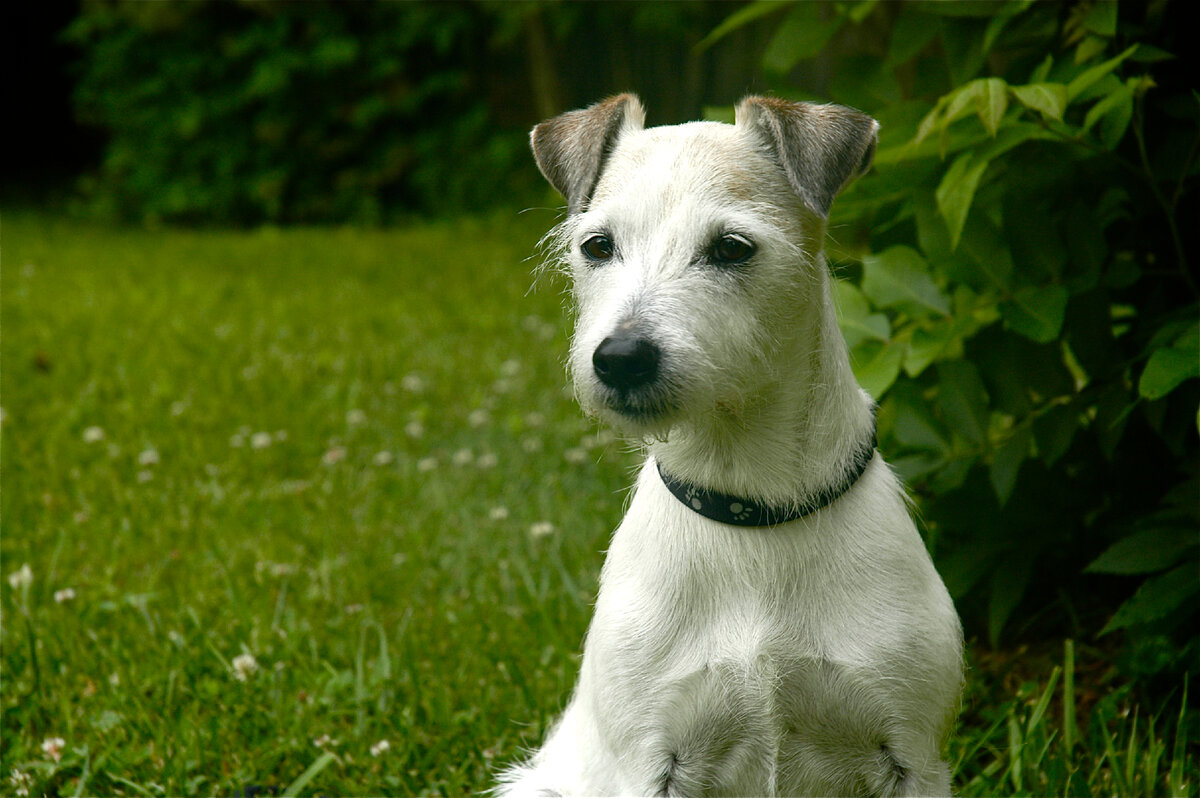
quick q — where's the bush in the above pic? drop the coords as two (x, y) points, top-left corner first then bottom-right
(708, 0), (1198, 677)
(64, 1), (534, 224)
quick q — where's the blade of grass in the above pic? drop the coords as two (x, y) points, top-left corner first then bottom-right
(1100, 709), (1130, 796)
(1169, 674), (1190, 798)
(1007, 712), (1024, 794)
(1063, 639), (1077, 754)
(1027, 665), (1061, 736)
(282, 751), (338, 798)
(1125, 709), (1140, 792)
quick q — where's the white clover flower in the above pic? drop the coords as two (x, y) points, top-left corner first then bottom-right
(9, 768), (32, 797)
(521, 437), (543, 453)
(524, 412), (546, 428)
(313, 734), (338, 748)
(500, 359), (522, 377)
(53, 588), (76, 604)
(372, 450), (394, 466)
(346, 409), (366, 426)
(322, 446), (346, 465)
(416, 457), (438, 473)
(468, 409), (490, 428)
(405, 420), (425, 439)
(250, 432), (272, 449)
(82, 426), (105, 443)
(370, 739), (390, 757)
(476, 452), (498, 469)
(41, 737), (65, 763)
(231, 653), (259, 682)
(137, 470), (154, 483)
(488, 506), (510, 521)
(138, 448), (159, 466)
(564, 448), (588, 464)
(401, 373), (426, 393)
(529, 521), (555, 539)
(452, 448), (474, 466)
(7, 564), (32, 591)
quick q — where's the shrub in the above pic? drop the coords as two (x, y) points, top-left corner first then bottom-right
(64, 1), (532, 224)
(707, 0), (1198, 677)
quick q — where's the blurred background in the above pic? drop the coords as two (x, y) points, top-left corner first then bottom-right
(2, 2), (1197, 796)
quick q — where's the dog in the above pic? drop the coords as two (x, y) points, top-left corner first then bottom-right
(497, 94), (963, 797)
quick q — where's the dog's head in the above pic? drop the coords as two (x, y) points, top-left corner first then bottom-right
(531, 94), (878, 436)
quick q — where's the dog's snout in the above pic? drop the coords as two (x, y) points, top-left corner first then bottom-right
(593, 335), (661, 391)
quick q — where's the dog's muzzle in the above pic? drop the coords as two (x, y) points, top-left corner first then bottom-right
(593, 334), (661, 393)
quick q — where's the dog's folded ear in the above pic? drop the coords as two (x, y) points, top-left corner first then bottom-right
(736, 97), (879, 218)
(531, 94), (646, 215)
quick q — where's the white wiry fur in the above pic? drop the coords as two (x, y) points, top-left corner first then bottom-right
(498, 95), (963, 797)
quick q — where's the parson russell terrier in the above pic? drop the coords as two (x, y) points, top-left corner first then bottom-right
(497, 94), (963, 797)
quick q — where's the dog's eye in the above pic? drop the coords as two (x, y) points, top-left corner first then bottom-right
(581, 234), (615, 262)
(711, 234), (755, 265)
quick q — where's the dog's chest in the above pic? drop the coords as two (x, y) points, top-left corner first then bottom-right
(579, 473), (910, 793)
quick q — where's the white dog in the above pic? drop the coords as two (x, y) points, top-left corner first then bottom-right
(498, 94), (963, 797)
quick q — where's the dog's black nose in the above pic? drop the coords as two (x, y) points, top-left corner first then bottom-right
(593, 335), (661, 391)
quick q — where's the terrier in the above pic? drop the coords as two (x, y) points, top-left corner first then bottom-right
(498, 94), (963, 797)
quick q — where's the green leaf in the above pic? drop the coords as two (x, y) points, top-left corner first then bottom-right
(937, 360), (990, 446)
(1083, 79), (1136, 133)
(861, 246), (951, 316)
(958, 215), (1015, 290)
(977, 78), (1008, 136)
(989, 551), (1033, 646)
(1139, 347), (1200, 400)
(944, 80), (986, 127)
(1081, 0), (1117, 37)
(891, 383), (951, 453)
(853, 339), (906, 400)
(1001, 285), (1068, 343)
(1011, 82), (1068, 121)
(1100, 564), (1200, 635)
(697, 0), (790, 52)
(939, 541), (1006, 600)
(886, 5), (941, 67)
(1033, 404), (1079, 466)
(942, 15), (988, 85)
(936, 152), (990, 251)
(762, 3), (844, 73)
(990, 423), (1032, 506)
(1066, 44), (1138, 101)
(835, 281), (891, 348)
(904, 320), (958, 377)
(1086, 529), (1199, 575)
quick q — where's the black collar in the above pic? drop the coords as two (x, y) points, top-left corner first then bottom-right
(657, 426), (877, 527)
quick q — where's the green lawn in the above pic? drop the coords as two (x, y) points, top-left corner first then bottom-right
(1, 211), (1192, 796)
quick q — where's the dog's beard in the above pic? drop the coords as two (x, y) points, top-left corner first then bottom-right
(575, 377), (681, 439)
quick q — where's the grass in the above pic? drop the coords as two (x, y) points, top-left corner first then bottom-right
(1, 210), (1194, 796)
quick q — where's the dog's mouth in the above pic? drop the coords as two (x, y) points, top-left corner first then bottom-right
(589, 383), (681, 433)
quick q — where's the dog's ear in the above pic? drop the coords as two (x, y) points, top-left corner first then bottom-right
(736, 96), (878, 218)
(531, 94), (646, 214)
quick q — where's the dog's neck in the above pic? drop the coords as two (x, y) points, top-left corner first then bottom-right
(650, 262), (875, 509)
